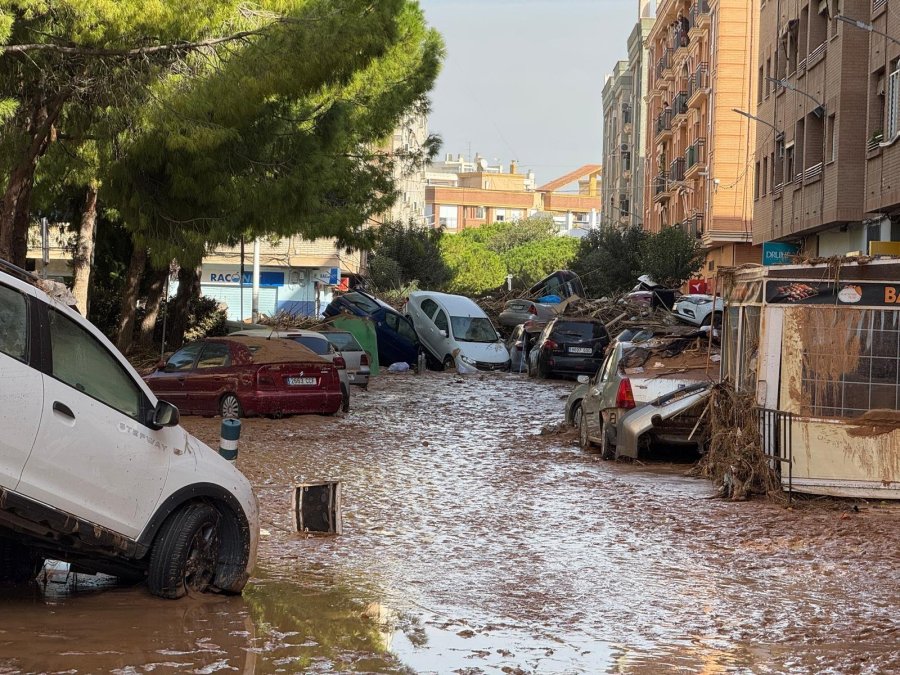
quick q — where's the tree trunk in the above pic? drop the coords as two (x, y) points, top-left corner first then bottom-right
(115, 242), (148, 354)
(167, 264), (202, 350)
(71, 184), (99, 315)
(137, 266), (169, 350)
(0, 95), (66, 265)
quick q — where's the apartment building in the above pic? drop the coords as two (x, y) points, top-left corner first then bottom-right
(752, 0), (871, 256)
(425, 164), (602, 235)
(863, 0), (900, 252)
(602, 60), (635, 228)
(644, 0), (760, 281)
(627, 13), (657, 231)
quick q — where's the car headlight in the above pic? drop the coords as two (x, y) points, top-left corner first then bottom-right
(460, 355), (476, 365)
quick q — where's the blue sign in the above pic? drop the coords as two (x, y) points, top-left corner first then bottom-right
(762, 242), (800, 266)
(209, 271), (285, 287)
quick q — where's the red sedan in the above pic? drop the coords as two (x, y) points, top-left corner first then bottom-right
(143, 336), (342, 418)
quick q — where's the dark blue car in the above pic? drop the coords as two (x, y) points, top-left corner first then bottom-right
(324, 290), (420, 366)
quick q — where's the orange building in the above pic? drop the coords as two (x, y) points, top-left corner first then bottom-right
(644, 0), (761, 283)
(425, 163), (602, 234)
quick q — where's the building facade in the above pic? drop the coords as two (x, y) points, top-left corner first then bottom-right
(425, 163), (602, 236)
(644, 0), (761, 281)
(602, 60), (634, 228)
(753, 0), (871, 256)
(627, 13), (657, 231)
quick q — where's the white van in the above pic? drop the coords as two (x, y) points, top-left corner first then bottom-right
(405, 291), (509, 371)
(0, 261), (258, 598)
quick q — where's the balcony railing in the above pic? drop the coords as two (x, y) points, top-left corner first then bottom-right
(868, 132), (884, 152)
(689, 0), (710, 30)
(686, 138), (706, 169)
(655, 109), (673, 136)
(654, 172), (669, 195)
(670, 157), (686, 183)
(673, 91), (689, 117)
(680, 214), (704, 238)
(688, 62), (709, 100)
(803, 162), (823, 182)
(874, 0), (887, 11)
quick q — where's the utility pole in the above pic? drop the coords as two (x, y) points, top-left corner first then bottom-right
(252, 238), (260, 323)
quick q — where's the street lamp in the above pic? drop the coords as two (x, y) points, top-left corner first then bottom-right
(732, 108), (784, 138)
(835, 14), (900, 48)
(765, 76), (826, 117)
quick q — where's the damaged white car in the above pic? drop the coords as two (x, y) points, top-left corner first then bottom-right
(0, 261), (258, 598)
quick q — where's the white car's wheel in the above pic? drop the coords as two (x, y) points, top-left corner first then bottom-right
(579, 412), (597, 451)
(571, 402), (583, 429)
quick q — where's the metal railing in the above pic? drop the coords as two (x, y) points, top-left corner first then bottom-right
(654, 172), (669, 195)
(655, 108), (673, 136)
(803, 162), (823, 182)
(689, 0), (710, 29)
(688, 62), (709, 99)
(756, 407), (794, 502)
(669, 157), (686, 182)
(686, 137), (706, 169)
(673, 91), (689, 116)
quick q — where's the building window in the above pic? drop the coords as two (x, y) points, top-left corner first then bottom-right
(754, 161), (760, 199)
(758, 65), (764, 103)
(775, 137), (785, 186)
(785, 144), (795, 184)
(622, 149), (632, 171)
(826, 113), (837, 162)
(762, 156), (768, 195)
(765, 57), (772, 97)
(797, 308), (900, 419)
(887, 60), (900, 140)
(806, 111), (824, 168)
(809, 3), (828, 52)
(438, 204), (458, 230)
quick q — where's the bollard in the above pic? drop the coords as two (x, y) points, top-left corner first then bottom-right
(219, 418), (241, 463)
(416, 350), (427, 374)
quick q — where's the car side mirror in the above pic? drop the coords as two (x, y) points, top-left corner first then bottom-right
(439, 329), (447, 338)
(150, 400), (180, 429)
(577, 375), (589, 384)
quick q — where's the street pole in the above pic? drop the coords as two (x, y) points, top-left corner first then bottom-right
(835, 14), (900, 48)
(252, 238), (260, 324)
(240, 235), (245, 323)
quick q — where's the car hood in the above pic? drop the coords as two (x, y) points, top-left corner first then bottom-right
(458, 341), (509, 363)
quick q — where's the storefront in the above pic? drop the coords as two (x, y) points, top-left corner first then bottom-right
(199, 263), (342, 321)
(722, 259), (900, 499)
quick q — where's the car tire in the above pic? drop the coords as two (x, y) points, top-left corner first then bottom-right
(579, 413), (597, 451)
(147, 502), (221, 599)
(442, 354), (455, 371)
(701, 312), (723, 329)
(220, 394), (242, 419)
(601, 426), (616, 461)
(0, 536), (43, 584)
(571, 402), (583, 429)
(341, 384), (350, 413)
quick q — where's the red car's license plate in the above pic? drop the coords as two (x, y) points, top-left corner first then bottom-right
(287, 377), (317, 386)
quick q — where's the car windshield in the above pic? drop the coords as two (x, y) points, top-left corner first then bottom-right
(289, 336), (331, 355)
(325, 332), (362, 351)
(342, 292), (380, 314)
(450, 316), (498, 343)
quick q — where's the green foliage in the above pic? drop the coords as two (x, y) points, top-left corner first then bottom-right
(369, 221), (450, 290)
(570, 225), (647, 297)
(439, 234), (506, 295)
(504, 236), (579, 287)
(461, 215), (556, 254)
(639, 226), (705, 288)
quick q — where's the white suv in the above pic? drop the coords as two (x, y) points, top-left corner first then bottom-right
(0, 262), (258, 598)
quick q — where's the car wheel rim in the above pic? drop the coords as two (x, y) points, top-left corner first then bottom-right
(222, 397), (239, 418)
(184, 523), (218, 593)
(573, 406), (582, 428)
(580, 418), (588, 446)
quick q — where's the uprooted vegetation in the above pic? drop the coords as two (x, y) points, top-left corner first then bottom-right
(690, 385), (782, 501)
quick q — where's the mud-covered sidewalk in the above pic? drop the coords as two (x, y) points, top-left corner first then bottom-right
(1, 372), (898, 674)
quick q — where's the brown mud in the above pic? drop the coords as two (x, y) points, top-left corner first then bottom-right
(0, 372), (898, 673)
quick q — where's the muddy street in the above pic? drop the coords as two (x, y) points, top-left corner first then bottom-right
(1, 372), (899, 674)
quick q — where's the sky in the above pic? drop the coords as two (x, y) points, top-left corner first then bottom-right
(418, 0), (638, 185)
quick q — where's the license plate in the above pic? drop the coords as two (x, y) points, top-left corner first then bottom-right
(568, 347), (592, 354)
(287, 377), (317, 386)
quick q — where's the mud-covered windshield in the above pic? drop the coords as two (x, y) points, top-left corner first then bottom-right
(450, 316), (498, 343)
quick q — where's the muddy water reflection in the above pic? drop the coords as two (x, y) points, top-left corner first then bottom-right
(0, 372), (898, 674)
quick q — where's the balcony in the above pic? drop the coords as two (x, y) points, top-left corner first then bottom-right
(673, 91), (689, 122)
(685, 138), (706, 177)
(654, 51), (670, 84)
(662, 47), (675, 79)
(653, 172), (670, 202)
(669, 157), (686, 183)
(680, 214), (704, 238)
(654, 108), (673, 140)
(689, 0), (710, 34)
(687, 62), (709, 105)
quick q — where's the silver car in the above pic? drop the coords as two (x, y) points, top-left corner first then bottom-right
(323, 330), (371, 388)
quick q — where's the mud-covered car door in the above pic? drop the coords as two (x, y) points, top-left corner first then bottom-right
(0, 280), (42, 490)
(187, 341), (234, 415)
(20, 305), (172, 538)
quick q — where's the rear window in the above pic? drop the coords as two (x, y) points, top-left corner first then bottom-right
(325, 332), (362, 351)
(551, 321), (605, 342)
(290, 336), (331, 355)
(342, 292), (380, 314)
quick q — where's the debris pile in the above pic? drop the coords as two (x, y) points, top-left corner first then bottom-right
(689, 385), (781, 501)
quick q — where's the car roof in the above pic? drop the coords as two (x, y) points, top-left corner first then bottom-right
(409, 291), (488, 317)
(231, 328), (328, 340)
(212, 336), (329, 364)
